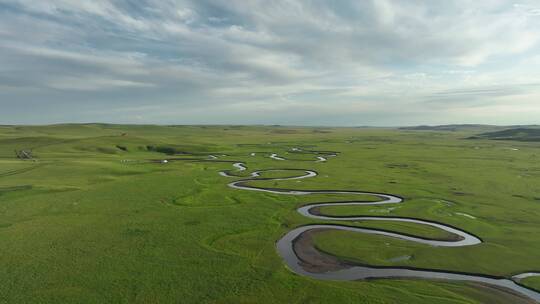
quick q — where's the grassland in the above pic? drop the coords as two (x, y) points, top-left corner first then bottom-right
(0, 124), (539, 303)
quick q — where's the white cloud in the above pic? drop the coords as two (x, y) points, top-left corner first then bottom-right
(1, 0), (540, 125)
(45, 76), (155, 91)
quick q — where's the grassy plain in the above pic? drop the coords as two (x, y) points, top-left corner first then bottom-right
(0, 124), (539, 303)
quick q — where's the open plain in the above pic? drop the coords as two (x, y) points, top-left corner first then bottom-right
(1, 124), (540, 303)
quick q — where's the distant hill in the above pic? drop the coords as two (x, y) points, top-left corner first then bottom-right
(399, 124), (498, 132)
(469, 128), (540, 142)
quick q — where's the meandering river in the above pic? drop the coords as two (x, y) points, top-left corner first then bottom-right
(217, 150), (540, 302)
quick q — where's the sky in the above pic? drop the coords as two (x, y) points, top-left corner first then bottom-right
(1, 0), (540, 126)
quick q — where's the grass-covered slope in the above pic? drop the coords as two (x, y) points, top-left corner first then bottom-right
(470, 127), (540, 142)
(0, 124), (539, 303)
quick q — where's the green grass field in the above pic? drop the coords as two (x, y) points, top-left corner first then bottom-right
(1, 124), (539, 303)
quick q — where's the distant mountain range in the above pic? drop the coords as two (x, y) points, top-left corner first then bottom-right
(399, 124), (540, 142)
(399, 124), (497, 131)
(468, 128), (540, 142)
(400, 124), (538, 130)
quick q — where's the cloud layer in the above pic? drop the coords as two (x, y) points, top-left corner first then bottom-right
(1, 0), (540, 125)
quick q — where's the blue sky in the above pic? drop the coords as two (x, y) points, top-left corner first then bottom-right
(1, 0), (540, 126)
